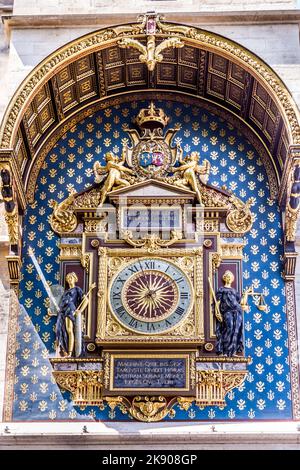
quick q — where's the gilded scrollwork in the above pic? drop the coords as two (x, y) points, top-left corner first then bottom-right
(226, 195), (254, 234)
(177, 397), (194, 411)
(221, 242), (245, 258)
(104, 395), (178, 422)
(73, 188), (101, 209)
(50, 193), (77, 234)
(105, 396), (125, 411)
(59, 244), (82, 259)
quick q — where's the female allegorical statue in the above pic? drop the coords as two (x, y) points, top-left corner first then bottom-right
(56, 272), (83, 357)
(215, 270), (244, 357)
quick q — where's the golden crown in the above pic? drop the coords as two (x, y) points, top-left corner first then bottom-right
(135, 102), (169, 129)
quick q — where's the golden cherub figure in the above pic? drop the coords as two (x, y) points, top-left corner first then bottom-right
(172, 147), (210, 204)
(93, 149), (134, 206)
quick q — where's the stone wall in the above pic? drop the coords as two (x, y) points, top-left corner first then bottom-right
(12, 0), (298, 15)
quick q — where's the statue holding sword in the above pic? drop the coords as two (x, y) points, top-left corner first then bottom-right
(55, 272), (96, 357)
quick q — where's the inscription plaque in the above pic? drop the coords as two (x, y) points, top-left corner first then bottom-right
(112, 357), (188, 390)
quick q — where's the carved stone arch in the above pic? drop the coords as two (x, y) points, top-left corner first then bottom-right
(0, 14), (300, 262)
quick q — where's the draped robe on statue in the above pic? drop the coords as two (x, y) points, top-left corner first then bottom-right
(56, 286), (83, 354)
(215, 286), (243, 357)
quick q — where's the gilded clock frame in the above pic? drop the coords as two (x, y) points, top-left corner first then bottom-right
(96, 245), (204, 345)
(107, 256), (194, 335)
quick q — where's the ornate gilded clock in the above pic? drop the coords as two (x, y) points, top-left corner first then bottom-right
(109, 258), (193, 334)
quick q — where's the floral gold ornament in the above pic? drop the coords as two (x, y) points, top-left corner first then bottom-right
(177, 397), (194, 411)
(130, 396), (171, 422)
(4, 205), (19, 245)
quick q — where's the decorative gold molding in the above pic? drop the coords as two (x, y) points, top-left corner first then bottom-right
(59, 244), (82, 259)
(4, 206), (19, 245)
(220, 242), (245, 258)
(6, 255), (21, 287)
(2, 289), (19, 422)
(285, 281), (300, 419)
(129, 396), (172, 422)
(121, 229), (183, 251)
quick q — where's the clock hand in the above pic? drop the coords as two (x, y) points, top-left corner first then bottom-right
(138, 260), (151, 292)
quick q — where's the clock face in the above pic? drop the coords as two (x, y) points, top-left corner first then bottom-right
(109, 258), (193, 334)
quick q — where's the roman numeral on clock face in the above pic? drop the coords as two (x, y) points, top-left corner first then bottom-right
(128, 318), (138, 328)
(147, 323), (156, 331)
(144, 261), (155, 269)
(180, 292), (189, 299)
(175, 306), (185, 316)
(128, 265), (139, 274)
(115, 306), (126, 317)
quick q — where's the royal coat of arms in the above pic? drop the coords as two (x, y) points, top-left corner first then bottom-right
(124, 101), (179, 178)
